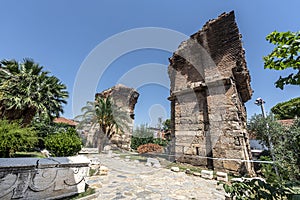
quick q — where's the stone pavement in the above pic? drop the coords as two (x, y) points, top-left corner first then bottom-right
(86, 152), (226, 200)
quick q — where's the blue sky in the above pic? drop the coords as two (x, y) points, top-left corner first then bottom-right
(1, 1), (299, 127)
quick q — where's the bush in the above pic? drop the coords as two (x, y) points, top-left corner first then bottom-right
(31, 118), (73, 149)
(131, 136), (153, 150)
(44, 127), (82, 157)
(137, 143), (163, 154)
(153, 138), (169, 146)
(223, 178), (296, 200)
(0, 120), (38, 157)
(131, 124), (169, 150)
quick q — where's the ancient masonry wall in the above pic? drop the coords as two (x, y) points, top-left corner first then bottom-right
(95, 84), (139, 150)
(0, 156), (89, 200)
(168, 11), (254, 175)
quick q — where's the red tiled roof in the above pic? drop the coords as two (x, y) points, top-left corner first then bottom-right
(278, 119), (294, 126)
(53, 117), (78, 126)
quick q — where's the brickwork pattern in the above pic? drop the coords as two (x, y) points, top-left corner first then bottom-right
(168, 11), (253, 175)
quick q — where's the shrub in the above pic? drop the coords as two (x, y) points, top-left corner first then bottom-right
(44, 127), (82, 157)
(31, 118), (73, 149)
(223, 178), (296, 200)
(131, 123), (170, 150)
(131, 136), (153, 150)
(153, 138), (169, 146)
(0, 120), (38, 157)
(137, 143), (163, 154)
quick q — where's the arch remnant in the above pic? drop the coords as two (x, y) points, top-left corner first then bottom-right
(91, 84), (139, 150)
(168, 11), (254, 175)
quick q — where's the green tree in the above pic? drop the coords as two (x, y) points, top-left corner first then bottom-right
(225, 118), (300, 199)
(76, 97), (130, 150)
(131, 123), (154, 150)
(0, 59), (68, 125)
(162, 119), (171, 132)
(0, 120), (38, 157)
(247, 114), (284, 148)
(271, 97), (300, 119)
(275, 118), (300, 181)
(263, 31), (300, 89)
(248, 114), (300, 182)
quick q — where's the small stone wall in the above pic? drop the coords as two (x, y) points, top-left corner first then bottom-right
(0, 156), (90, 200)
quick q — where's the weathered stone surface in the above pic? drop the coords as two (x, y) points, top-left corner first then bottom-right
(171, 166), (180, 172)
(99, 166), (109, 175)
(0, 156), (89, 200)
(168, 11), (254, 175)
(216, 171), (228, 182)
(201, 170), (214, 180)
(86, 151), (227, 199)
(146, 158), (161, 168)
(79, 147), (99, 154)
(193, 172), (201, 177)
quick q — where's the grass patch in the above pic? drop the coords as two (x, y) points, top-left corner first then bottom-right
(166, 162), (205, 173)
(14, 151), (45, 158)
(61, 187), (96, 200)
(89, 168), (97, 176)
(118, 154), (147, 163)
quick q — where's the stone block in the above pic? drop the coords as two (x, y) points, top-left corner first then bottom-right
(193, 172), (201, 177)
(79, 148), (99, 154)
(153, 163), (161, 168)
(223, 160), (241, 172)
(103, 145), (111, 151)
(145, 158), (161, 168)
(201, 170), (214, 179)
(216, 171), (228, 182)
(0, 156), (89, 199)
(99, 166), (109, 175)
(90, 158), (100, 165)
(171, 167), (180, 172)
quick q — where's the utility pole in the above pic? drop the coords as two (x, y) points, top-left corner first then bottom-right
(254, 98), (279, 176)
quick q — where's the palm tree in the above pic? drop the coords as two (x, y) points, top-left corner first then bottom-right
(0, 59), (68, 125)
(76, 96), (131, 150)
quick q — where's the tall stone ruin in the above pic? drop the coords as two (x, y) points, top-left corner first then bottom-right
(168, 11), (254, 175)
(96, 84), (139, 150)
(84, 84), (139, 150)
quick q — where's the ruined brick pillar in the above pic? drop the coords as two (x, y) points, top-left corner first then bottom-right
(168, 11), (254, 175)
(95, 84), (139, 150)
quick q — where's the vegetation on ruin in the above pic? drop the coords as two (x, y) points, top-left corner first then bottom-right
(263, 31), (300, 89)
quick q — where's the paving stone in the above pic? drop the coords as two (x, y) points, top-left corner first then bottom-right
(87, 153), (226, 200)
